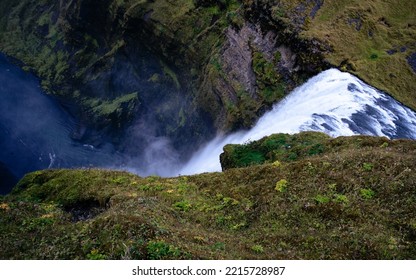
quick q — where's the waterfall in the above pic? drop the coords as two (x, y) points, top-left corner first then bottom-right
(2, 48), (416, 192)
(178, 69), (416, 175)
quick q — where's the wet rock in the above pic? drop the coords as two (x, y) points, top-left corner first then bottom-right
(309, 0), (324, 19)
(387, 49), (397, 55)
(348, 18), (362, 31)
(407, 53), (416, 73)
(222, 24), (258, 97)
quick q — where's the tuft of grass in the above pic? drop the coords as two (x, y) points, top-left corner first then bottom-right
(360, 188), (375, 199)
(314, 194), (330, 204)
(275, 179), (288, 193)
(251, 245), (264, 253)
(362, 163), (374, 171)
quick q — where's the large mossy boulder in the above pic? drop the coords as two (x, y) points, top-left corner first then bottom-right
(220, 131), (416, 170)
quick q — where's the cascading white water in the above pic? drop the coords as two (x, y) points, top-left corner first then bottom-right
(178, 68), (416, 175)
(2, 49), (416, 193)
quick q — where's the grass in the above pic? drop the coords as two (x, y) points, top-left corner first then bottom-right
(299, 0), (416, 110)
(1, 132), (415, 259)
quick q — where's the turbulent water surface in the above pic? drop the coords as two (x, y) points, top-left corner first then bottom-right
(1, 53), (416, 193)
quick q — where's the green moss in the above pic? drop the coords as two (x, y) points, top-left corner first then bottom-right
(92, 93), (138, 116)
(220, 131), (332, 169)
(160, 60), (180, 90)
(80, 92), (140, 129)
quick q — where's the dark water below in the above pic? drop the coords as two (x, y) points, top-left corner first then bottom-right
(0, 54), (119, 194)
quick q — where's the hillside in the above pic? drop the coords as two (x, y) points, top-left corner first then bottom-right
(1, 132), (415, 259)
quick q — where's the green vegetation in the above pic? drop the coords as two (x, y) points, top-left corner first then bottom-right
(80, 93), (139, 130)
(220, 131), (416, 170)
(360, 188), (375, 200)
(1, 133), (415, 259)
(220, 132), (331, 169)
(275, 179), (288, 193)
(252, 51), (286, 104)
(252, 0), (416, 110)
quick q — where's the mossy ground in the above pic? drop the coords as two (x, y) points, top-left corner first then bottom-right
(254, 0), (416, 110)
(307, 0), (416, 110)
(1, 133), (415, 259)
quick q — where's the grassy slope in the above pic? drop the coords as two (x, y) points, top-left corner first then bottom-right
(1, 133), (415, 259)
(301, 0), (416, 109)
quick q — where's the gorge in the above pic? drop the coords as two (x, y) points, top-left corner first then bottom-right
(1, 52), (416, 194)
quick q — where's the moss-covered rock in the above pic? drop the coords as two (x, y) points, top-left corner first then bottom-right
(219, 131), (416, 170)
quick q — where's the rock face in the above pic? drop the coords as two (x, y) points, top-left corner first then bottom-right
(0, 161), (17, 195)
(0, 0), (414, 154)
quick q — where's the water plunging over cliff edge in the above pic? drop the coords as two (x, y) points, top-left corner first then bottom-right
(1, 51), (416, 194)
(179, 69), (416, 175)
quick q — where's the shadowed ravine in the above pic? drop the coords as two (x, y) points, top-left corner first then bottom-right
(1, 54), (416, 193)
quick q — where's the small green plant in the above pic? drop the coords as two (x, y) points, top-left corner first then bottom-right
(216, 215), (232, 226)
(274, 50), (282, 62)
(272, 160), (281, 167)
(409, 220), (416, 230)
(223, 197), (239, 206)
(137, 184), (151, 191)
(275, 179), (288, 192)
(360, 188), (375, 199)
(251, 245), (264, 253)
(327, 183), (337, 191)
(146, 241), (181, 260)
(380, 142), (389, 148)
(314, 194), (330, 204)
(231, 222), (247, 231)
(334, 194), (349, 204)
(112, 176), (128, 185)
(86, 249), (106, 260)
(147, 175), (161, 182)
(213, 242), (225, 251)
(362, 163), (374, 171)
(22, 217), (54, 231)
(173, 201), (192, 212)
